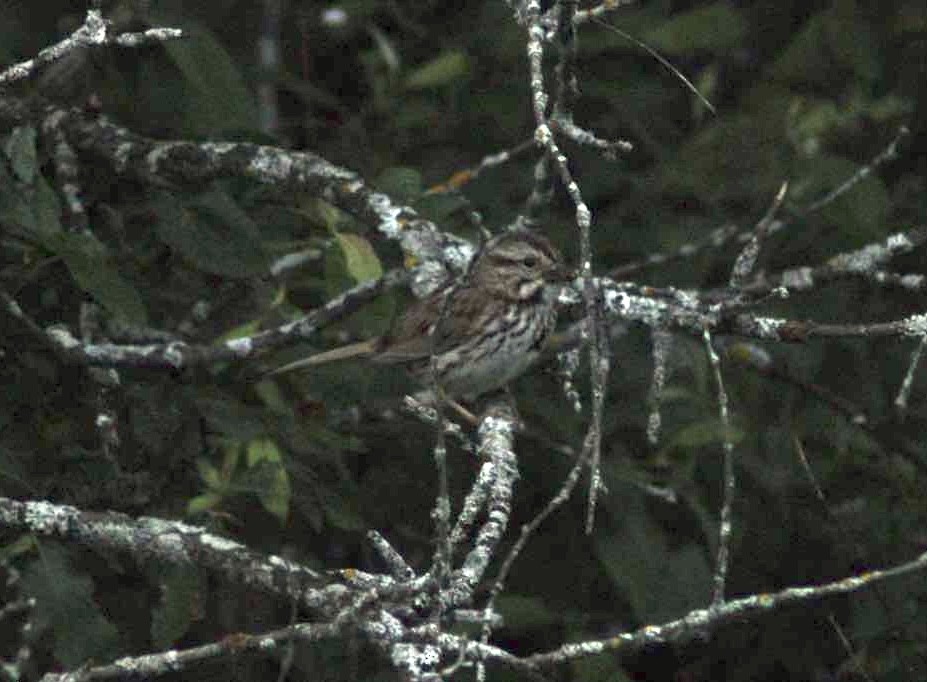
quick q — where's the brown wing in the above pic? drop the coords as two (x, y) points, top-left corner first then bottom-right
(373, 284), (490, 364)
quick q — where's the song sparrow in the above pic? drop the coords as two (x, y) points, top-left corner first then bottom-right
(272, 229), (574, 399)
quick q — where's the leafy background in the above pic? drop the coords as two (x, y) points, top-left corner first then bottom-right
(1, 0), (927, 680)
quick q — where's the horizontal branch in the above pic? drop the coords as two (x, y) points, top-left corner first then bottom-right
(0, 496), (332, 609)
(0, 9), (182, 86)
(1, 270), (404, 370)
(523, 548), (927, 667)
(29, 102), (475, 297)
(38, 622), (342, 682)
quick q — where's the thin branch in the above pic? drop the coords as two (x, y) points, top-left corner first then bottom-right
(704, 329), (735, 605)
(1, 270), (406, 370)
(802, 126), (909, 215)
(895, 334), (927, 416)
(523, 548), (927, 667)
(729, 181), (788, 289)
(0, 9), (182, 86)
(37, 622), (343, 682)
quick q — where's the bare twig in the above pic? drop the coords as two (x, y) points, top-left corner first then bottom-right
(0, 9), (182, 86)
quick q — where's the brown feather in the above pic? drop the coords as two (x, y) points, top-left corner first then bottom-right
(268, 229), (572, 396)
(267, 338), (379, 375)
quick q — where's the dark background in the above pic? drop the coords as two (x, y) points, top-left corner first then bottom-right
(1, 1), (927, 680)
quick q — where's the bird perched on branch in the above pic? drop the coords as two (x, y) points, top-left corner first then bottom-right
(271, 229), (574, 400)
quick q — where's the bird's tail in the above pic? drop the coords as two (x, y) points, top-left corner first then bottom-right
(267, 339), (379, 376)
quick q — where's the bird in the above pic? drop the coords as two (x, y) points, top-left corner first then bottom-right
(271, 229), (574, 400)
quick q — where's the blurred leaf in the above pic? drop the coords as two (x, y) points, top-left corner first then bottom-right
(129, 383), (188, 454)
(335, 232), (383, 283)
(196, 458), (224, 490)
(375, 167), (423, 202)
(218, 318), (260, 343)
(315, 480), (365, 531)
(41, 231), (148, 325)
(22, 544), (120, 667)
(155, 16), (258, 133)
(246, 436), (283, 467)
(151, 567), (200, 648)
(0, 165), (62, 237)
(496, 594), (559, 629)
(253, 379), (292, 415)
(644, 2), (747, 54)
(789, 155), (889, 244)
(416, 191), (471, 222)
(659, 418), (744, 458)
(153, 187), (268, 279)
(195, 394), (269, 441)
(249, 456), (291, 523)
(221, 440), (241, 479)
(0, 534), (36, 562)
(594, 485), (712, 623)
(662, 116), (787, 204)
(322, 236), (395, 337)
(770, 2), (880, 87)
(187, 491), (224, 515)
(404, 50), (469, 89)
(4, 125), (37, 182)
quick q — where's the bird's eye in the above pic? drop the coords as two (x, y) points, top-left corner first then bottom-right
(522, 255), (539, 268)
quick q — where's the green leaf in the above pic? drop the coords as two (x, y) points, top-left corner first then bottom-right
(404, 50), (469, 89)
(221, 441), (242, 480)
(316, 480), (365, 531)
(375, 167), (423, 202)
(770, 3), (880, 87)
(40, 231), (148, 325)
(789, 155), (889, 244)
(644, 3), (747, 54)
(196, 458), (223, 489)
(0, 535), (36, 562)
(151, 567), (200, 648)
(196, 393), (267, 440)
(252, 378), (292, 415)
(152, 187), (268, 279)
(256, 460), (291, 523)
(187, 491), (224, 515)
(659, 419), (743, 459)
(4, 125), (37, 182)
(593, 485), (712, 623)
(155, 16), (258, 133)
(662, 115), (788, 204)
(246, 437), (283, 467)
(335, 232), (384, 283)
(245, 439), (291, 523)
(22, 544), (120, 667)
(415, 191), (471, 222)
(0, 166), (62, 238)
(495, 594), (559, 629)
(218, 319), (260, 343)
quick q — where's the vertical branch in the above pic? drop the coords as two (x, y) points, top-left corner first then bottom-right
(444, 404), (519, 609)
(584, 284), (610, 534)
(430, 423), (452, 613)
(704, 329), (735, 605)
(522, 0), (610, 532)
(479, 441), (590, 658)
(553, 0), (580, 119)
(647, 328), (672, 446)
(895, 334), (927, 416)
